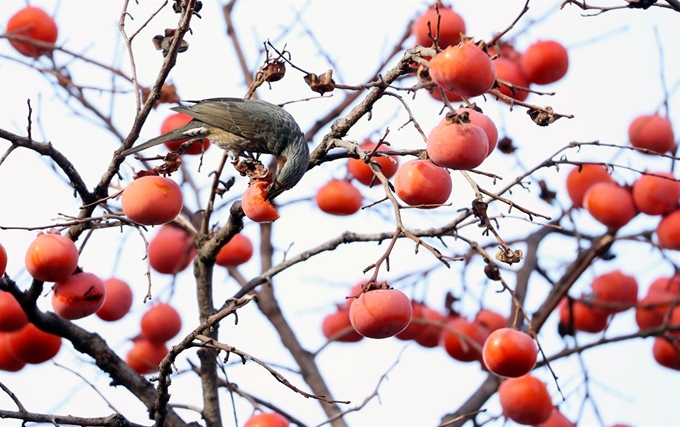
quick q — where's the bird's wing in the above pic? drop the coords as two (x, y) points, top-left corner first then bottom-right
(171, 99), (281, 154)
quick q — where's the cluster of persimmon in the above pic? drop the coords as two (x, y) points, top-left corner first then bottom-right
(412, 4), (569, 105)
(559, 271), (680, 371)
(565, 114), (678, 245)
(0, 233), (134, 372)
(125, 302), (182, 375)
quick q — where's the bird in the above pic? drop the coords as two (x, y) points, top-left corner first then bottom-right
(119, 97), (310, 200)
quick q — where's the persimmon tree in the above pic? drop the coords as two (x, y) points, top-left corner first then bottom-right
(1, 1), (679, 427)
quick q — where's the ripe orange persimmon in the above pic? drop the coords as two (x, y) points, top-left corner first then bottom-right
(25, 232), (79, 282)
(499, 375), (553, 425)
(321, 308), (363, 343)
(215, 233), (253, 267)
(0, 242), (6, 276)
(648, 275), (680, 295)
(583, 182), (636, 230)
(315, 179), (363, 216)
(652, 337), (680, 371)
(412, 5), (466, 49)
(493, 57), (530, 101)
(429, 41), (497, 98)
(243, 412), (290, 427)
(474, 308), (507, 333)
(441, 317), (489, 363)
(656, 210), (680, 250)
(148, 225), (196, 275)
(632, 172), (680, 215)
(6, 6), (58, 57)
(449, 108), (499, 156)
(591, 270), (638, 314)
(7, 323), (62, 364)
(414, 306), (446, 348)
(0, 290), (28, 332)
(635, 291), (675, 330)
(121, 175), (183, 226)
(483, 328), (537, 377)
(349, 288), (413, 339)
(628, 114), (675, 154)
(394, 159), (452, 207)
(125, 338), (168, 375)
(160, 113), (211, 154)
(141, 303), (182, 344)
(520, 40), (569, 85)
(242, 181), (280, 223)
(558, 298), (609, 334)
(0, 332), (26, 372)
(565, 164), (614, 208)
(427, 120), (489, 170)
(51, 272), (106, 320)
(347, 140), (399, 186)
(535, 408), (576, 427)
(96, 278), (134, 322)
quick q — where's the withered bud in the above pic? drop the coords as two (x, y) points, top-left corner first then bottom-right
(527, 107), (558, 127)
(304, 69), (335, 95)
(262, 61), (286, 82)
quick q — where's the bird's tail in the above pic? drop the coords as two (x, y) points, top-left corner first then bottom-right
(118, 124), (198, 158)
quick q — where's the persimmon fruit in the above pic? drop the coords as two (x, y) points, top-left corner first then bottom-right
(243, 412), (290, 427)
(347, 140), (399, 186)
(482, 328), (537, 377)
(148, 225), (196, 275)
(395, 301), (427, 340)
(632, 172), (680, 216)
(96, 278), (134, 322)
(591, 270), (638, 314)
(0, 332), (26, 372)
(6, 6), (58, 58)
(498, 374), (553, 425)
(414, 306), (446, 348)
(51, 271), (106, 320)
(583, 182), (636, 230)
(0, 290), (28, 332)
(215, 233), (253, 267)
(25, 232), (79, 282)
(628, 114), (675, 154)
(535, 408), (576, 427)
(121, 175), (183, 226)
(558, 298), (609, 334)
(452, 108), (499, 156)
(348, 288), (413, 339)
(565, 164), (614, 208)
(140, 303), (182, 344)
(125, 338), (168, 375)
(474, 308), (507, 332)
(652, 337), (680, 371)
(394, 159), (452, 207)
(412, 5), (466, 49)
(160, 113), (211, 154)
(656, 210), (680, 250)
(441, 317), (489, 362)
(427, 120), (489, 170)
(242, 181), (280, 222)
(428, 41), (497, 98)
(493, 57), (530, 101)
(520, 40), (569, 85)
(7, 323), (62, 364)
(321, 308), (363, 343)
(315, 179), (363, 216)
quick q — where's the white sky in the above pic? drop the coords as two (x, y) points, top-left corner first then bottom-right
(1, 1), (679, 426)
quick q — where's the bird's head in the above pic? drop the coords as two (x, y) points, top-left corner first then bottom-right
(265, 135), (309, 201)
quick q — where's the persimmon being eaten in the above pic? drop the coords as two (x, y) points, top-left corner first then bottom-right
(242, 181), (280, 222)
